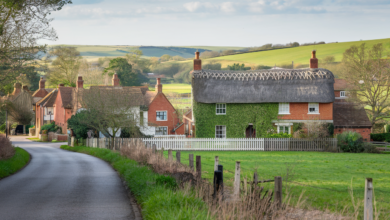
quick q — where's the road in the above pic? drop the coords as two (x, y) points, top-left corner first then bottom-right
(0, 136), (139, 220)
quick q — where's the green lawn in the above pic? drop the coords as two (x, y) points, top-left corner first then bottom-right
(0, 147), (30, 178)
(165, 151), (390, 216)
(211, 38), (390, 67)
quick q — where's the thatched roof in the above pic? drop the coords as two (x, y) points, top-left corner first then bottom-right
(192, 68), (335, 103)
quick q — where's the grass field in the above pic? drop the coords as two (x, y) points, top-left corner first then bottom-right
(210, 38), (390, 67)
(165, 151), (390, 216)
(0, 147), (30, 178)
(149, 83), (191, 94)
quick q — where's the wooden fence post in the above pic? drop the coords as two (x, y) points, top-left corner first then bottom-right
(71, 137), (74, 147)
(234, 161), (241, 199)
(274, 176), (282, 208)
(176, 151), (181, 163)
(189, 154), (194, 171)
(168, 149), (172, 160)
(214, 156), (219, 171)
(364, 178), (373, 220)
(161, 147), (164, 156)
(218, 164), (223, 181)
(196, 156), (201, 182)
(152, 144), (156, 153)
(253, 170), (258, 186)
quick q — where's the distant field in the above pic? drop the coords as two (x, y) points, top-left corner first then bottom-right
(211, 38), (390, 67)
(149, 83), (191, 94)
(166, 150), (390, 217)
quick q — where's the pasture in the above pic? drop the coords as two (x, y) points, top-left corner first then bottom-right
(166, 151), (390, 216)
(210, 38), (390, 67)
(149, 83), (191, 94)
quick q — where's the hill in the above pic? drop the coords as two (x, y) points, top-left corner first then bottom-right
(210, 38), (390, 67)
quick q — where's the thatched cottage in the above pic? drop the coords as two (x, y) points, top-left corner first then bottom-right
(191, 51), (336, 138)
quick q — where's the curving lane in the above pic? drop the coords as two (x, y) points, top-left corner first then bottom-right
(0, 136), (137, 220)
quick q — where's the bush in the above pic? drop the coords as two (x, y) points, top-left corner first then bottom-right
(266, 133), (292, 138)
(363, 142), (380, 153)
(40, 122), (61, 134)
(337, 131), (364, 153)
(67, 111), (90, 139)
(370, 133), (390, 142)
(156, 175), (178, 189)
(0, 135), (15, 160)
(0, 124), (5, 133)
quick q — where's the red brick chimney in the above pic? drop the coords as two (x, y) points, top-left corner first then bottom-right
(155, 78), (162, 93)
(77, 76), (84, 89)
(58, 84), (64, 88)
(12, 83), (22, 96)
(310, 50), (318, 68)
(22, 85), (29, 91)
(194, 51), (202, 71)
(39, 76), (45, 89)
(112, 73), (120, 86)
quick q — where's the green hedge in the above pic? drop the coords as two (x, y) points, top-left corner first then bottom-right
(60, 145), (210, 220)
(370, 133), (390, 142)
(0, 147), (30, 178)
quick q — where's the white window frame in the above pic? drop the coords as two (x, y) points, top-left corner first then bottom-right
(155, 126), (168, 135)
(278, 103), (290, 114)
(216, 103), (226, 115)
(308, 103), (319, 114)
(215, 125), (226, 138)
(275, 123), (292, 134)
(340, 91), (346, 97)
(156, 111), (167, 121)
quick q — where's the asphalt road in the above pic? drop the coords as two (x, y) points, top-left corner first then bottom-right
(0, 136), (138, 220)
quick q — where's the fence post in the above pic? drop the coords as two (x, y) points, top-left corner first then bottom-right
(253, 170), (258, 188)
(218, 164), (223, 182)
(152, 144), (156, 153)
(364, 178), (373, 220)
(234, 161), (241, 199)
(214, 156), (219, 171)
(71, 137), (75, 147)
(274, 176), (282, 208)
(168, 149), (172, 160)
(196, 156), (201, 182)
(176, 151), (181, 163)
(189, 154), (194, 171)
(213, 170), (223, 199)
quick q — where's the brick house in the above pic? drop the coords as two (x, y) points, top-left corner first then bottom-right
(191, 51), (335, 138)
(35, 89), (58, 133)
(333, 79), (372, 141)
(53, 85), (74, 133)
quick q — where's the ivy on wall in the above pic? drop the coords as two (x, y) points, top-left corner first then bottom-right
(193, 101), (278, 138)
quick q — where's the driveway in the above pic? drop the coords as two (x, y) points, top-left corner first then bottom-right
(0, 136), (139, 220)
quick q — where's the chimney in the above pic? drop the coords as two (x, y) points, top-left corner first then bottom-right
(39, 76), (46, 89)
(310, 50), (318, 68)
(112, 73), (120, 86)
(58, 84), (64, 88)
(22, 85), (29, 91)
(155, 78), (162, 93)
(13, 83), (22, 96)
(77, 76), (84, 89)
(193, 51), (202, 71)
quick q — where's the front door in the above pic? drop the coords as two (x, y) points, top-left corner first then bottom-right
(246, 125), (256, 138)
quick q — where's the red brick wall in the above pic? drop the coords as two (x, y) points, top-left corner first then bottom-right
(148, 93), (180, 135)
(54, 90), (73, 134)
(334, 91), (340, 98)
(334, 127), (371, 141)
(278, 103), (333, 120)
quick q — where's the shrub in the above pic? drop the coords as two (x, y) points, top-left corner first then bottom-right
(156, 175), (178, 189)
(0, 135), (15, 160)
(266, 133), (292, 138)
(337, 131), (364, 153)
(40, 122), (61, 134)
(0, 124), (5, 133)
(363, 142), (380, 153)
(370, 133), (390, 142)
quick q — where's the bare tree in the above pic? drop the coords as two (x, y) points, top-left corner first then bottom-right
(47, 47), (82, 86)
(341, 43), (390, 130)
(2, 99), (34, 135)
(78, 59), (106, 86)
(75, 86), (145, 148)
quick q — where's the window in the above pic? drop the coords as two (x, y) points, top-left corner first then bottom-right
(308, 103), (319, 114)
(215, 126), (226, 138)
(278, 126), (290, 134)
(216, 103), (226, 115)
(155, 127), (168, 135)
(156, 111), (167, 121)
(340, 91), (346, 97)
(278, 103), (290, 114)
(140, 111), (144, 126)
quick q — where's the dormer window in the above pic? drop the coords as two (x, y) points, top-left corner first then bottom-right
(340, 91), (346, 97)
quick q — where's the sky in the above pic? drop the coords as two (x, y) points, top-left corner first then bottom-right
(43, 0), (390, 47)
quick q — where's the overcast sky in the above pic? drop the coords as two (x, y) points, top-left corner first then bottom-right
(43, 0), (390, 47)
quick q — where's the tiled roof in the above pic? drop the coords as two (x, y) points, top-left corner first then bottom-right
(334, 79), (349, 91)
(36, 90), (58, 107)
(58, 87), (74, 109)
(333, 101), (372, 128)
(144, 91), (157, 106)
(32, 88), (54, 98)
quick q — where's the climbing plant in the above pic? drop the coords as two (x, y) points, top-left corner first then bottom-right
(193, 101), (278, 138)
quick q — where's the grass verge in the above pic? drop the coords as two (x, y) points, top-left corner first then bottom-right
(0, 147), (30, 179)
(60, 145), (210, 220)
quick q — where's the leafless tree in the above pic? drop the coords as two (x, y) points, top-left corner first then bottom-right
(341, 43), (390, 130)
(47, 47), (82, 86)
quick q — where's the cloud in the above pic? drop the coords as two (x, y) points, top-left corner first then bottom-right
(71, 0), (105, 5)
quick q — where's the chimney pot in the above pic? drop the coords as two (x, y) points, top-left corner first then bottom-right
(193, 51), (202, 71)
(77, 75), (84, 89)
(310, 50), (318, 68)
(39, 77), (46, 89)
(195, 51), (200, 59)
(112, 73), (120, 86)
(58, 84), (64, 87)
(155, 78), (162, 93)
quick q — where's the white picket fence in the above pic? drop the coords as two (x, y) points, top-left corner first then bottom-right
(85, 137), (337, 152)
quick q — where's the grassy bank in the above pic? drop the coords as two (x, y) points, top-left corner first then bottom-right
(0, 147), (30, 178)
(60, 145), (210, 220)
(165, 151), (390, 215)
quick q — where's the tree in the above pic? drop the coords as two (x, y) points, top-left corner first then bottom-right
(67, 111), (90, 139)
(104, 57), (140, 86)
(321, 55), (335, 64)
(228, 63), (250, 70)
(160, 54), (172, 62)
(0, 0), (71, 93)
(47, 47), (82, 87)
(75, 86), (144, 148)
(341, 43), (390, 130)
(2, 100), (34, 135)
